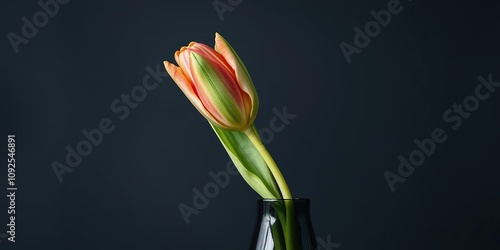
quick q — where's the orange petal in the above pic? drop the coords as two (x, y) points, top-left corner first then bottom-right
(163, 60), (221, 125)
(188, 43), (234, 74)
(214, 32), (259, 124)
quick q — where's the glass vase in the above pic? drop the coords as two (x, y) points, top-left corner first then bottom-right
(249, 198), (317, 250)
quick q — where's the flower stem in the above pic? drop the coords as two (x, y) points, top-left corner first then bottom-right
(244, 127), (292, 199)
(245, 127), (297, 250)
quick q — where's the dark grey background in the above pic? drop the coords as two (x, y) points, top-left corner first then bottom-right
(1, 0), (499, 249)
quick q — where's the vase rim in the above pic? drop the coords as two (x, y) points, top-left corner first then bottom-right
(259, 198), (310, 201)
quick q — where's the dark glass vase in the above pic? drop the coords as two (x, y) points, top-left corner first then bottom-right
(249, 199), (317, 250)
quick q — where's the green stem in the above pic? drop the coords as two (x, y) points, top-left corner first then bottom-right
(244, 127), (292, 199)
(284, 201), (297, 250)
(244, 127), (297, 250)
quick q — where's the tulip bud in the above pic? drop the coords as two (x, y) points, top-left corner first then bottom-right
(164, 33), (258, 130)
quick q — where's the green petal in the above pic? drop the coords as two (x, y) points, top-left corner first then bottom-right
(190, 53), (245, 126)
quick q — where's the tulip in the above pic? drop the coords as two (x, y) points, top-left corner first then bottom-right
(164, 33), (297, 250)
(164, 32), (292, 200)
(163, 33), (258, 131)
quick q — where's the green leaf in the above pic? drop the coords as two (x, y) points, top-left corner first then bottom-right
(210, 123), (282, 199)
